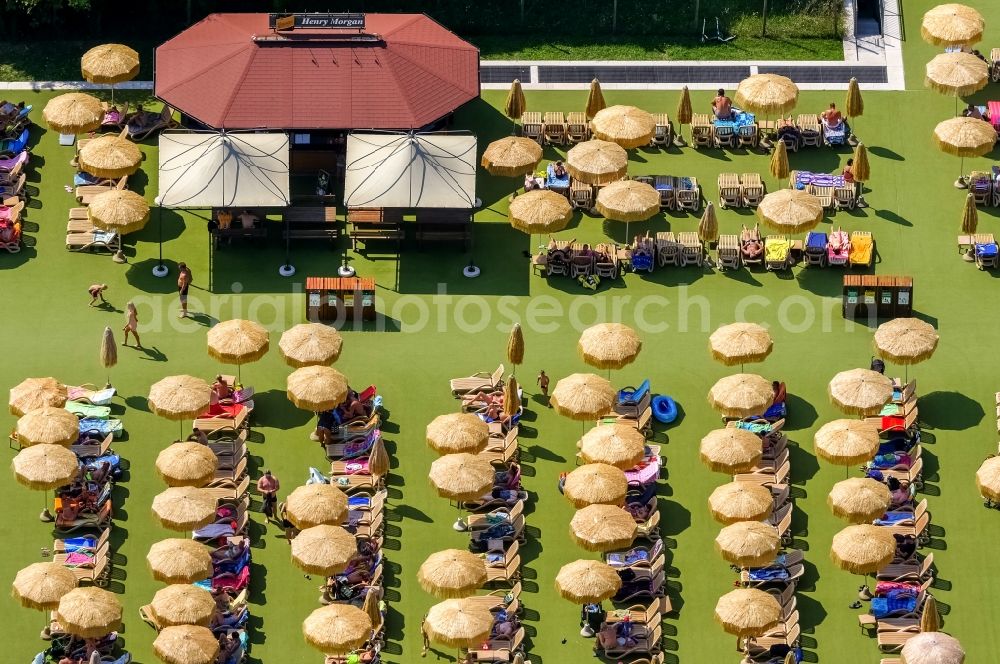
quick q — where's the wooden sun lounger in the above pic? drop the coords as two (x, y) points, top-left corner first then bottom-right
(53, 539), (111, 586)
(718, 172), (742, 209)
(53, 526), (110, 554)
(566, 112), (588, 143)
(65, 230), (121, 253)
(203, 475), (250, 502)
(450, 364), (505, 396)
(72, 433), (112, 458)
(485, 539), (521, 584)
(543, 112), (566, 145)
(76, 174), (127, 204)
(521, 112), (543, 143)
(741, 173), (765, 206)
(464, 581), (522, 614)
(193, 405), (249, 434)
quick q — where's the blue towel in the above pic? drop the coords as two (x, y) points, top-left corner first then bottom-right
(870, 595), (917, 618)
(873, 511), (911, 526)
(806, 233), (828, 250)
(976, 243), (998, 257)
(747, 567), (789, 581)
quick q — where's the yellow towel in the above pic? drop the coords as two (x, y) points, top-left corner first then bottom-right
(850, 236), (873, 264)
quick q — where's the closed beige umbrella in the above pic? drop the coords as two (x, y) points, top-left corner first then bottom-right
(100, 326), (117, 388)
(596, 180), (660, 242)
(81, 44), (140, 84)
(845, 77), (864, 141)
(152, 487), (216, 532)
(830, 524), (896, 575)
(555, 559), (622, 603)
(578, 323), (643, 374)
(976, 456), (1000, 502)
(715, 588), (782, 637)
(708, 373), (774, 419)
(148, 375), (212, 439)
(579, 424), (646, 469)
(770, 137), (789, 186)
(757, 189), (823, 234)
(509, 189), (573, 235)
(503, 376), (521, 422)
(921, 3), (984, 46)
(279, 323), (343, 367)
(42, 93), (103, 134)
(146, 539), (213, 584)
(828, 478), (890, 523)
(874, 318), (939, 373)
(709, 323), (773, 371)
(482, 136), (543, 177)
(934, 116), (997, 187)
(13, 443), (79, 490)
(699, 201), (719, 246)
(78, 134), (143, 180)
(285, 483), (349, 529)
(565, 139), (629, 185)
(153, 624), (219, 664)
(368, 436), (390, 481)
(155, 443), (218, 488)
(507, 324), (524, 375)
(207, 319), (269, 383)
(9, 377), (67, 416)
(426, 413), (490, 455)
(424, 599), (494, 649)
(291, 525), (357, 576)
(563, 463), (628, 508)
(676, 86), (693, 143)
(570, 504), (637, 552)
(303, 604), (373, 655)
(56, 587), (122, 638)
(735, 74), (799, 116)
(920, 594), (941, 633)
(708, 482), (774, 524)
(901, 632), (965, 664)
(586, 78), (607, 120)
(590, 105), (656, 149)
(551, 373), (615, 425)
(504, 79), (526, 124)
(828, 369), (893, 416)
(715, 521), (780, 568)
(700, 428), (762, 475)
(418, 549), (487, 598)
(12, 562), (77, 610)
(88, 189), (150, 235)
(149, 585), (216, 627)
(814, 419), (880, 470)
(15, 406), (79, 447)
(287, 365), (349, 413)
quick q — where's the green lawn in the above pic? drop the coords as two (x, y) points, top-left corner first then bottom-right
(5, 2), (1000, 664)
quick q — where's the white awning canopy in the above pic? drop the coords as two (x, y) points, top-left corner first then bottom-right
(157, 131), (290, 208)
(344, 132), (477, 209)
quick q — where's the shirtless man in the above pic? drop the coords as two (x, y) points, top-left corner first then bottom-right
(712, 88), (733, 120)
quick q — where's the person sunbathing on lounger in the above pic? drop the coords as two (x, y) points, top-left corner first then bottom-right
(337, 395), (368, 422)
(217, 633), (240, 664)
(213, 375), (232, 400)
(546, 237), (576, 262)
(821, 103), (844, 130)
(772, 381), (786, 405)
(712, 89), (734, 120)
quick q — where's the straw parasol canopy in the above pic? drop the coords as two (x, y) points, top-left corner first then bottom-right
(147, 538), (213, 584)
(934, 116), (996, 157)
(368, 436), (390, 480)
(207, 319), (269, 366)
(590, 105), (656, 149)
(551, 373), (615, 421)
(287, 365), (349, 412)
(961, 192), (978, 235)
(87, 189), (150, 235)
(828, 368), (893, 416)
(9, 377), (67, 416)
(150, 585), (215, 627)
(921, 3), (984, 46)
(78, 134), (143, 180)
(417, 549), (488, 598)
(279, 323), (343, 368)
(426, 413), (489, 455)
(555, 559), (622, 603)
(715, 588), (782, 637)
(429, 453), (495, 501)
(770, 139), (790, 184)
(975, 456), (1000, 501)
(901, 632), (965, 664)
(814, 419), (880, 467)
(699, 201), (719, 245)
(874, 318), (939, 365)
(700, 428), (763, 475)
(481, 136), (543, 177)
(424, 599), (494, 649)
(563, 463), (628, 508)
(12, 562), (77, 610)
(830, 524), (896, 575)
(595, 179), (660, 222)
(148, 375), (212, 421)
(285, 483), (349, 529)
(715, 521), (780, 568)
(586, 78), (607, 120)
(154, 625), (219, 664)
(757, 188), (823, 234)
(579, 424), (646, 469)
(710, 322), (773, 368)
(565, 140), (629, 185)
(920, 594), (941, 633)
(828, 477), (891, 523)
(42, 93), (103, 134)
(508, 189), (573, 235)
(578, 323), (642, 371)
(291, 525), (357, 576)
(846, 77), (864, 120)
(708, 481), (774, 524)
(56, 587), (122, 638)
(735, 74), (799, 115)
(15, 406), (79, 447)
(925, 52), (989, 98)
(12, 444), (79, 490)
(707, 373), (774, 419)
(504, 79), (526, 123)
(81, 44), (140, 84)
(507, 323), (524, 371)
(152, 487), (216, 532)
(303, 604), (373, 655)
(155, 442), (218, 488)
(570, 504), (637, 552)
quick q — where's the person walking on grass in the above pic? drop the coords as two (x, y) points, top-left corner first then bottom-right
(536, 369), (551, 407)
(257, 469), (280, 521)
(122, 301), (141, 347)
(177, 262), (192, 318)
(88, 284), (108, 307)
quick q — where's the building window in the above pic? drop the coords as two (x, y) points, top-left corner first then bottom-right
(293, 133), (311, 145)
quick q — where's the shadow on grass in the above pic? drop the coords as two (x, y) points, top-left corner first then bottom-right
(919, 391), (984, 430)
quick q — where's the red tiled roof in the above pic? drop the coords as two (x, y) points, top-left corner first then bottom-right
(155, 13), (480, 130)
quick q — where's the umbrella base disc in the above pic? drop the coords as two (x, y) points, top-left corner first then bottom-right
(463, 265), (481, 278)
(279, 264), (297, 277)
(39, 509), (54, 522)
(962, 250), (976, 262)
(580, 626), (595, 637)
(848, 135), (859, 147)
(40, 628), (52, 641)
(954, 178), (968, 189)
(152, 264), (169, 278)
(112, 250), (127, 264)
(338, 265), (356, 277)
(452, 518), (468, 531)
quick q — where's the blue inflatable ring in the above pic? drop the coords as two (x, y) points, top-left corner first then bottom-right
(652, 395), (678, 424)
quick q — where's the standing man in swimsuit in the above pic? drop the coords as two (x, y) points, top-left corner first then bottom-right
(177, 262), (192, 318)
(122, 301), (140, 347)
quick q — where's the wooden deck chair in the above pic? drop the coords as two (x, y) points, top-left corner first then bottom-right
(714, 124), (737, 149)
(718, 172), (742, 209)
(878, 553), (934, 582)
(737, 123), (758, 149)
(651, 113), (672, 146)
(601, 624), (662, 658)
(520, 112), (543, 143)
(991, 48), (1000, 82)
(797, 114), (822, 147)
(717, 234), (741, 270)
(848, 230), (875, 267)
(464, 581), (522, 614)
(76, 174), (127, 205)
(450, 365), (505, 396)
(203, 475), (250, 502)
(65, 230), (121, 253)
(654, 176), (676, 210)
(740, 173), (765, 207)
(594, 242), (620, 279)
(677, 231), (703, 266)
(655, 232), (679, 267)
(566, 112), (588, 143)
(834, 186), (857, 210)
(543, 112), (566, 145)
(0, 171), (24, 196)
(570, 179), (593, 209)
(484, 428), (519, 465)
(485, 539), (522, 584)
(808, 184), (835, 210)
(969, 171), (992, 205)
(675, 177), (700, 212)
(691, 114), (714, 148)
(127, 105), (179, 141)
(974, 233), (999, 269)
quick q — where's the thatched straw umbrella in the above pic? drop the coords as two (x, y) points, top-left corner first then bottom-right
(508, 189), (572, 252)
(707, 373), (774, 419)
(153, 624), (219, 664)
(13, 443), (80, 521)
(9, 377), (67, 416)
(502, 375), (521, 420)
(278, 323), (343, 368)
(676, 86), (693, 145)
(565, 140), (629, 185)
(42, 93), (102, 135)
(56, 587), (122, 638)
(961, 192), (978, 260)
(921, 3), (984, 46)
(504, 79), (526, 129)
(287, 365), (349, 413)
(757, 189), (823, 235)
(429, 453), (494, 530)
(149, 584), (215, 627)
(900, 632), (965, 664)
(148, 374), (212, 439)
(285, 483), (349, 529)
(828, 369), (893, 417)
(151, 487), (216, 533)
(578, 323), (642, 377)
(100, 326), (117, 389)
(709, 322), (773, 371)
(555, 559), (621, 603)
(590, 105), (656, 149)
(595, 179), (659, 241)
(714, 588), (781, 637)
(78, 134), (143, 180)
(853, 143), (871, 204)
(507, 324), (524, 376)
(482, 136), (542, 177)
(830, 524), (896, 595)
(81, 43), (139, 104)
(579, 424), (646, 469)
(874, 318), (939, 379)
(828, 477), (891, 523)
(845, 77), (864, 144)
(291, 525), (357, 576)
(926, 52), (989, 114)
(715, 521), (780, 568)
(735, 74), (798, 146)
(814, 419), (880, 475)
(363, 590), (383, 633)
(551, 373), (615, 432)
(426, 413), (489, 455)
(563, 463), (628, 508)
(934, 116), (997, 187)
(920, 594), (941, 633)
(424, 599), (493, 650)
(303, 604), (372, 655)
(769, 139), (789, 188)
(207, 319), (269, 383)
(146, 538), (213, 584)
(708, 481), (774, 524)
(585, 78), (607, 120)
(976, 456), (1000, 505)
(368, 437), (390, 483)
(569, 504), (637, 552)
(418, 549), (487, 599)
(12, 562), (77, 613)
(88, 189), (150, 237)
(15, 406), (78, 447)
(700, 428), (763, 475)
(699, 201), (719, 249)
(155, 442), (218, 488)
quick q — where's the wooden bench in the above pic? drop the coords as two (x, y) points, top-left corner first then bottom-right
(415, 208), (472, 250)
(283, 206), (339, 242)
(348, 207), (403, 251)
